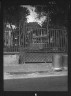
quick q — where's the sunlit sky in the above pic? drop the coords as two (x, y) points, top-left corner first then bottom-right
(21, 5), (47, 27)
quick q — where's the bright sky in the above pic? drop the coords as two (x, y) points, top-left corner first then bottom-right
(21, 5), (47, 26)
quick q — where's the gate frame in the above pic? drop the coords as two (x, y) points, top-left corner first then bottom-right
(19, 21), (68, 64)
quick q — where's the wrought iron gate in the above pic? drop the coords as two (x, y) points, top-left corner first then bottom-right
(19, 24), (68, 63)
(3, 22), (68, 63)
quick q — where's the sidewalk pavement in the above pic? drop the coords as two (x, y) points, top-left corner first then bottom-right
(4, 70), (67, 80)
(4, 63), (68, 80)
(4, 63), (53, 73)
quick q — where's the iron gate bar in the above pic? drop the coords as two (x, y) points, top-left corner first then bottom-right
(4, 27), (68, 53)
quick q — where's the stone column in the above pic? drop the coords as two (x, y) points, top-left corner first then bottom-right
(52, 53), (63, 71)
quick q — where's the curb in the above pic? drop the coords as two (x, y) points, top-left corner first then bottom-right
(4, 71), (68, 80)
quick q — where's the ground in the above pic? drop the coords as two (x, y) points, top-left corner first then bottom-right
(4, 75), (68, 91)
(4, 63), (68, 91)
